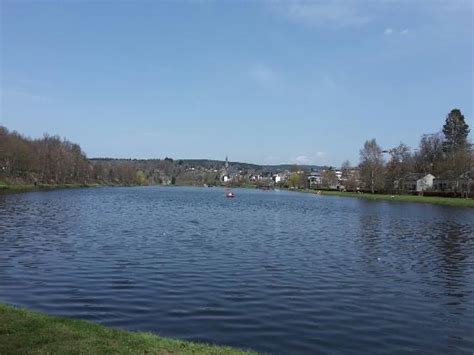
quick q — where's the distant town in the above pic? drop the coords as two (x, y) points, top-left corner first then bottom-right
(1, 109), (472, 198)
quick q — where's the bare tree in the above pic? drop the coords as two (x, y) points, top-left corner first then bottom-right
(414, 133), (444, 176)
(385, 143), (414, 193)
(321, 169), (338, 189)
(359, 139), (385, 193)
(341, 160), (351, 180)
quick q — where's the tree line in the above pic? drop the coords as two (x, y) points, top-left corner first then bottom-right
(1, 108), (472, 195)
(354, 109), (472, 195)
(0, 127), (241, 186)
(0, 127), (173, 186)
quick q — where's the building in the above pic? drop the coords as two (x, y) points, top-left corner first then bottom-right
(308, 171), (323, 188)
(459, 169), (474, 196)
(433, 172), (456, 192)
(434, 170), (474, 195)
(221, 155), (230, 182)
(416, 174), (435, 192)
(398, 173), (435, 192)
(221, 156), (239, 183)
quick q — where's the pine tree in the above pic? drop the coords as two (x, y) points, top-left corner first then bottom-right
(442, 109), (470, 152)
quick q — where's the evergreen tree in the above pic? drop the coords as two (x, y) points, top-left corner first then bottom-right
(442, 109), (470, 152)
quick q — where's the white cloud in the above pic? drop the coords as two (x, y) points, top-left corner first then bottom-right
(291, 152), (326, 165)
(400, 29), (409, 35)
(384, 27), (393, 35)
(271, 0), (372, 29)
(294, 155), (310, 164)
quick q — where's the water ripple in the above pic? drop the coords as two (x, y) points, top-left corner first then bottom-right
(0, 187), (473, 354)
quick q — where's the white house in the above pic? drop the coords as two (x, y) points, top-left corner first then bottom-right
(308, 172), (323, 188)
(416, 174), (435, 192)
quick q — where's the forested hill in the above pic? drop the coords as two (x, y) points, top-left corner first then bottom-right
(90, 158), (325, 173)
(0, 126), (324, 187)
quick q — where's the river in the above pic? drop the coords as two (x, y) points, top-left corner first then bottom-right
(0, 186), (473, 353)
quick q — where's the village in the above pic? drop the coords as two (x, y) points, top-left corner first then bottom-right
(176, 155), (474, 198)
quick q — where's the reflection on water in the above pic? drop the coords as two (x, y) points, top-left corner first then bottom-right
(0, 187), (473, 354)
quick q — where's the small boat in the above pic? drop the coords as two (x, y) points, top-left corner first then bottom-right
(226, 192), (235, 198)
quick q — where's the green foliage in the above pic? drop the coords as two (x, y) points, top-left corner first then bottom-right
(135, 170), (146, 185)
(288, 173), (300, 188)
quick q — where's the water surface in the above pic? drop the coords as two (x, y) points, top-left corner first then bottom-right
(0, 187), (473, 353)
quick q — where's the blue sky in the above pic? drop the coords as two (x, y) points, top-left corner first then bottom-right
(1, 0), (472, 166)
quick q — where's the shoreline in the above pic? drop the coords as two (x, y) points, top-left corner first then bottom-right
(0, 303), (254, 354)
(0, 183), (103, 195)
(0, 183), (140, 195)
(2, 183), (473, 208)
(294, 189), (474, 208)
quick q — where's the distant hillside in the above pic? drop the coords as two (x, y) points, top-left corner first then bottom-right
(89, 158), (328, 172)
(261, 164), (328, 172)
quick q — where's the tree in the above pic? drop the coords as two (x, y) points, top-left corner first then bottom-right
(288, 173), (300, 189)
(385, 143), (413, 193)
(341, 160), (351, 180)
(298, 171), (308, 189)
(359, 139), (385, 193)
(414, 133), (445, 176)
(135, 170), (146, 185)
(443, 109), (470, 153)
(340, 160), (359, 191)
(442, 109), (471, 192)
(321, 169), (337, 189)
(345, 169), (360, 191)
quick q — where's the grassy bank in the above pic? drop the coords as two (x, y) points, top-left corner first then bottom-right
(0, 304), (254, 354)
(0, 183), (104, 195)
(296, 189), (474, 208)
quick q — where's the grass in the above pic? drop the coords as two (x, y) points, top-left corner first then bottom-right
(0, 304), (255, 354)
(296, 189), (474, 208)
(0, 183), (102, 195)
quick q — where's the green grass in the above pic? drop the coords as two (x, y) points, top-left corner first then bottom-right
(0, 183), (101, 195)
(0, 304), (255, 354)
(296, 189), (474, 208)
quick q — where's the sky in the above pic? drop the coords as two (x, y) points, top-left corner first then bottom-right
(0, 0), (472, 166)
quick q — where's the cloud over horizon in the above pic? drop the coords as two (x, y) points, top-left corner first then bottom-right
(271, 0), (372, 29)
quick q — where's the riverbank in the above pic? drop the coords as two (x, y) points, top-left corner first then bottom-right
(2, 183), (473, 208)
(0, 183), (108, 195)
(0, 304), (254, 354)
(296, 189), (474, 208)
